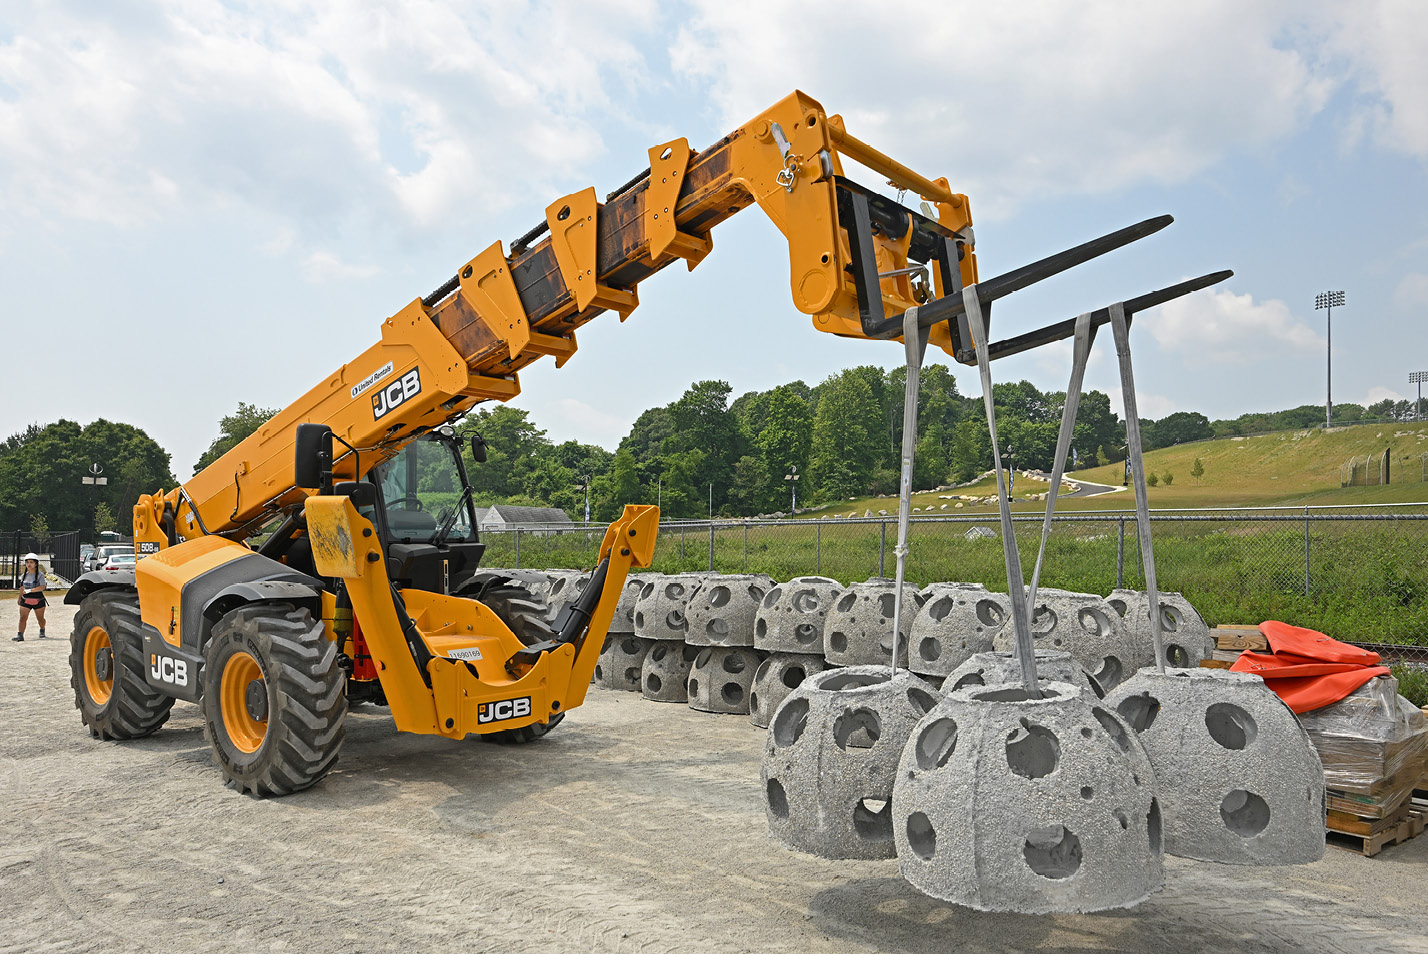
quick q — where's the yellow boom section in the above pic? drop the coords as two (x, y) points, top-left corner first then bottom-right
(134, 90), (974, 546)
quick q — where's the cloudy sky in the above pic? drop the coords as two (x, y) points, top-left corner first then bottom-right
(2, 1), (1425, 480)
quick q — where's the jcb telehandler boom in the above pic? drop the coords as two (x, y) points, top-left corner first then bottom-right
(65, 90), (1227, 796)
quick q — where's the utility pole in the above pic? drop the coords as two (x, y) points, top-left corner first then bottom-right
(785, 465), (799, 513)
(1411, 371), (1427, 422)
(1314, 290), (1344, 428)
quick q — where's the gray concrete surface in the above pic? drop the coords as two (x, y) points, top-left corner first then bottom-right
(2, 599), (1426, 953)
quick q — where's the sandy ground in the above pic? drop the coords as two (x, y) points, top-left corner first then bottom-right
(2, 597), (1427, 954)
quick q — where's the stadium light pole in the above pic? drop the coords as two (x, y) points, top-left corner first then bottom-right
(1314, 290), (1344, 428)
(1411, 371), (1427, 422)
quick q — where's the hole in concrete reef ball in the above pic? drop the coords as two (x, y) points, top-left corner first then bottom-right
(1206, 703), (1257, 750)
(682, 644), (700, 662)
(1148, 798), (1163, 852)
(834, 707), (882, 750)
(748, 585), (764, 603)
(665, 582), (685, 599)
(1107, 598), (1127, 617)
(782, 666), (807, 689)
(1220, 789), (1270, 837)
(722, 683), (744, 706)
(635, 611), (645, 629)
(929, 597), (953, 622)
(1006, 719), (1060, 779)
(1117, 692), (1161, 733)
(1093, 657), (1123, 690)
(1080, 786), (1093, 800)
(836, 593), (857, 613)
(750, 691), (760, 712)
(907, 687), (938, 716)
(1161, 607), (1180, 632)
(906, 812), (936, 860)
(767, 779), (789, 819)
(646, 673), (663, 693)
(853, 798), (893, 842)
(976, 600), (1005, 627)
(772, 697), (810, 746)
(919, 638), (942, 662)
(651, 645), (668, 662)
(708, 586), (731, 608)
(667, 610), (686, 631)
(793, 590), (820, 613)
(1078, 608), (1109, 637)
(763, 587), (782, 608)
(621, 638), (640, 655)
(624, 667), (640, 683)
(694, 649), (712, 669)
(822, 672), (889, 691)
(879, 593), (897, 618)
(594, 665), (604, 681)
(1023, 825), (1082, 880)
(915, 718), (958, 769)
(723, 653), (747, 674)
(1087, 673), (1106, 699)
(707, 618), (729, 638)
(1080, 727), (1094, 739)
(1093, 707), (1132, 753)
(1032, 606), (1056, 633)
(1114, 809), (1129, 830)
(754, 657), (774, 684)
(795, 623), (818, 644)
(755, 619), (768, 639)
(829, 632), (848, 653)
(952, 672), (985, 692)
(973, 686), (1060, 703)
(1165, 644), (1192, 668)
(640, 582), (655, 599)
(688, 678), (700, 696)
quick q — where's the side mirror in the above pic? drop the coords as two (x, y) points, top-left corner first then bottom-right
(470, 433), (488, 464)
(294, 423), (334, 491)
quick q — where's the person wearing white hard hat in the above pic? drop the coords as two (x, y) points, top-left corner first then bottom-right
(14, 553), (46, 641)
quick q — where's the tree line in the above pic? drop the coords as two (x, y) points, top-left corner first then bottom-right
(7, 376), (1425, 534)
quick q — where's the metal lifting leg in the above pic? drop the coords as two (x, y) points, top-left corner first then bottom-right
(1109, 301), (1166, 673)
(888, 306), (931, 676)
(965, 283), (1041, 697)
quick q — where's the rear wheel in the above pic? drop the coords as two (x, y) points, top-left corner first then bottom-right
(202, 603), (346, 797)
(69, 591), (174, 739)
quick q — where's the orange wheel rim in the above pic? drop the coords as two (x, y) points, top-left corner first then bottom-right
(220, 651), (267, 754)
(83, 626), (113, 705)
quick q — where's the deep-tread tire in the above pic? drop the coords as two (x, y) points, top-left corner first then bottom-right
(69, 590), (174, 740)
(202, 603), (346, 797)
(460, 576), (557, 647)
(482, 710), (565, 745)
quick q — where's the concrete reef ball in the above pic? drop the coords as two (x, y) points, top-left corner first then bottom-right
(688, 646), (765, 714)
(894, 680), (1163, 914)
(909, 583), (1012, 677)
(823, 580), (925, 668)
(762, 666), (943, 860)
(943, 650), (1103, 699)
(633, 573), (708, 641)
(1105, 589), (1214, 670)
(754, 576), (844, 654)
(992, 590), (1136, 691)
(641, 641), (702, 703)
(686, 574), (777, 648)
(1104, 667), (1325, 865)
(609, 573), (664, 636)
(749, 653), (829, 729)
(594, 635), (653, 692)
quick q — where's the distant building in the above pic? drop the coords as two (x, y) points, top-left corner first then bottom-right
(475, 505), (575, 532)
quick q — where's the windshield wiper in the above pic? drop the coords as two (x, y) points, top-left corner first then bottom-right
(433, 485), (475, 546)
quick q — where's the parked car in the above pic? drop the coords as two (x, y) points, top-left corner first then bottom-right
(90, 544), (133, 572)
(102, 552), (138, 571)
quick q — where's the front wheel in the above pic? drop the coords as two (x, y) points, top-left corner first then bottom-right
(482, 710), (565, 745)
(69, 591), (174, 740)
(202, 603), (346, 797)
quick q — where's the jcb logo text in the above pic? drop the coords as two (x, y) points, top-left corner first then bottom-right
(372, 368), (421, 420)
(478, 696), (532, 724)
(150, 654), (189, 687)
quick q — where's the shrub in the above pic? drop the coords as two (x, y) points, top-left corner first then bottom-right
(1146, 472), (1160, 487)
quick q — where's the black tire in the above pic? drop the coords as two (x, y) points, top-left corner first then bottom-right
(459, 575), (557, 647)
(482, 710), (565, 745)
(69, 590), (174, 740)
(201, 603), (346, 797)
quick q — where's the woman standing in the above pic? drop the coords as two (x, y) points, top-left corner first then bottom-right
(14, 553), (46, 641)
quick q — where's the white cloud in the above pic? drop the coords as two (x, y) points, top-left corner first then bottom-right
(1361, 386), (1404, 405)
(1392, 273), (1428, 311)
(1316, 1), (1428, 160)
(1145, 289), (1321, 363)
(1106, 387), (1178, 421)
(551, 397), (630, 447)
(301, 250), (378, 283)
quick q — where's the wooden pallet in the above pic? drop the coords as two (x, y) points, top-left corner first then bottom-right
(1211, 625), (1268, 652)
(1326, 807), (1425, 857)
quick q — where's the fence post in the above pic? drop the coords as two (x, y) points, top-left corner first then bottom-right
(1304, 506), (1311, 597)
(514, 528), (521, 568)
(1116, 518), (1125, 589)
(708, 522), (715, 571)
(743, 524), (749, 572)
(816, 522), (822, 575)
(879, 521), (887, 577)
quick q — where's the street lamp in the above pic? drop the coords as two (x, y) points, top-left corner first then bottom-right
(1411, 371), (1427, 422)
(784, 465), (799, 512)
(81, 463), (108, 540)
(577, 474), (591, 524)
(1315, 290), (1345, 428)
(1003, 446), (1016, 497)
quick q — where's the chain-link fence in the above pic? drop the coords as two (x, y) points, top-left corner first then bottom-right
(479, 503), (1428, 645)
(0, 529), (83, 587)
